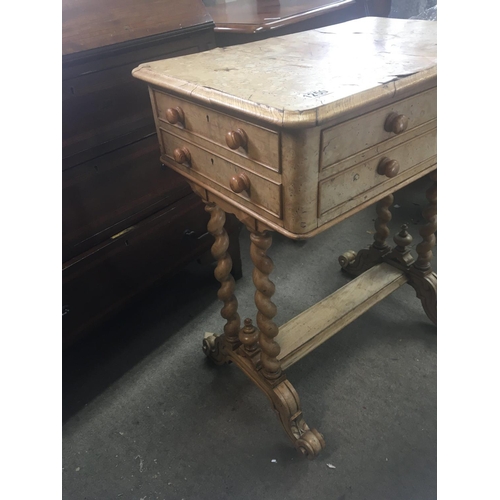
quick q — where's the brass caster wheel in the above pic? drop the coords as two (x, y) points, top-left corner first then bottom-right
(338, 250), (357, 269)
(295, 429), (326, 460)
(202, 333), (228, 365)
(202, 334), (217, 358)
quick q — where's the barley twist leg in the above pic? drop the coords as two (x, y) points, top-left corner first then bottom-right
(373, 193), (394, 250)
(249, 230), (281, 380)
(408, 171), (437, 325)
(235, 228), (325, 458)
(339, 194), (394, 275)
(202, 202), (241, 363)
(414, 172), (437, 271)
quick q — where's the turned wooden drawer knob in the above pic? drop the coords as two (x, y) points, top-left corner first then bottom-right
(173, 146), (191, 165)
(384, 112), (409, 134)
(377, 157), (400, 178)
(166, 106), (185, 125)
(229, 172), (250, 193)
(226, 128), (248, 150)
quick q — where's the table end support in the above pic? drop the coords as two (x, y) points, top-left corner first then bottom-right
(339, 193), (394, 276)
(225, 347), (326, 459)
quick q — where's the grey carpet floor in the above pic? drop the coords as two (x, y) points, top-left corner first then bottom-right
(63, 176), (437, 500)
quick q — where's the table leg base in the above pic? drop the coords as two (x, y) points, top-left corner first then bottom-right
(203, 333), (326, 459)
(338, 249), (437, 325)
(407, 271), (437, 325)
(202, 333), (231, 365)
(338, 246), (389, 277)
(339, 174), (437, 325)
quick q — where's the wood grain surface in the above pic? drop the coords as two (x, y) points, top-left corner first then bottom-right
(133, 17), (437, 128)
(205, 0), (356, 33)
(62, 0), (213, 55)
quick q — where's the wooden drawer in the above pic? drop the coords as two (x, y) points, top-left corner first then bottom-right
(62, 134), (191, 262)
(62, 68), (154, 164)
(153, 90), (281, 173)
(62, 30), (215, 168)
(160, 130), (282, 218)
(159, 129), (282, 219)
(62, 193), (212, 347)
(320, 88), (437, 171)
(319, 126), (437, 219)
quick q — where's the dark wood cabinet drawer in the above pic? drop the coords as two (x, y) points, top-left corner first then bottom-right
(62, 73), (154, 163)
(62, 193), (212, 347)
(61, 0), (233, 346)
(62, 33), (215, 168)
(62, 134), (192, 262)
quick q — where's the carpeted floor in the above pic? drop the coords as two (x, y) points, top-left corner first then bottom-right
(63, 174), (437, 500)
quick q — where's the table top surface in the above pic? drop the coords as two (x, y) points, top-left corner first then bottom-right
(62, 0), (212, 56)
(203, 0), (355, 34)
(133, 17), (437, 128)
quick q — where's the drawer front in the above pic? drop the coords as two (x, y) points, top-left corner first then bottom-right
(62, 37), (210, 167)
(62, 135), (191, 262)
(153, 90), (281, 173)
(319, 127), (437, 217)
(62, 194), (213, 347)
(62, 65), (154, 164)
(320, 88), (437, 170)
(159, 129), (282, 219)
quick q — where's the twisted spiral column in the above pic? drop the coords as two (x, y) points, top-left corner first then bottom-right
(249, 230), (281, 380)
(205, 202), (240, 345)
(414, 171), (437, 272)
(373, 194), (394, 250)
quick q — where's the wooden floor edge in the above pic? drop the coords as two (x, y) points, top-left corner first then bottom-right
(277, 264), (408, 369)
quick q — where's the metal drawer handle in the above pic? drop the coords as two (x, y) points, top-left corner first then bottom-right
(166, 106), (185, 125)
(384, 112), (409, 135)
(226, 128), (248, 150)
(230, 172), (250, 193)
(377, 157), (400, 178)
(173, 147), (191, 166)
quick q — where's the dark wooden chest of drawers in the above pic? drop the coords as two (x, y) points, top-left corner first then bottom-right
(62, 0), (241, 347)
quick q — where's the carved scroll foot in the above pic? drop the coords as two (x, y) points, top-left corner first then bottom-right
(272, 379), (326, 459)
(295, 429), (326, 459)
(228, 348), (325, 459)
(339, 246), (387, 277)
(408, 272), (437, 325)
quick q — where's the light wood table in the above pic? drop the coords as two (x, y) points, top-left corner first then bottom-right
(133, 17), (437, 459)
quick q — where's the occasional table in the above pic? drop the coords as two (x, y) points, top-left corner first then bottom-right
(133, 17), (437, 459)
